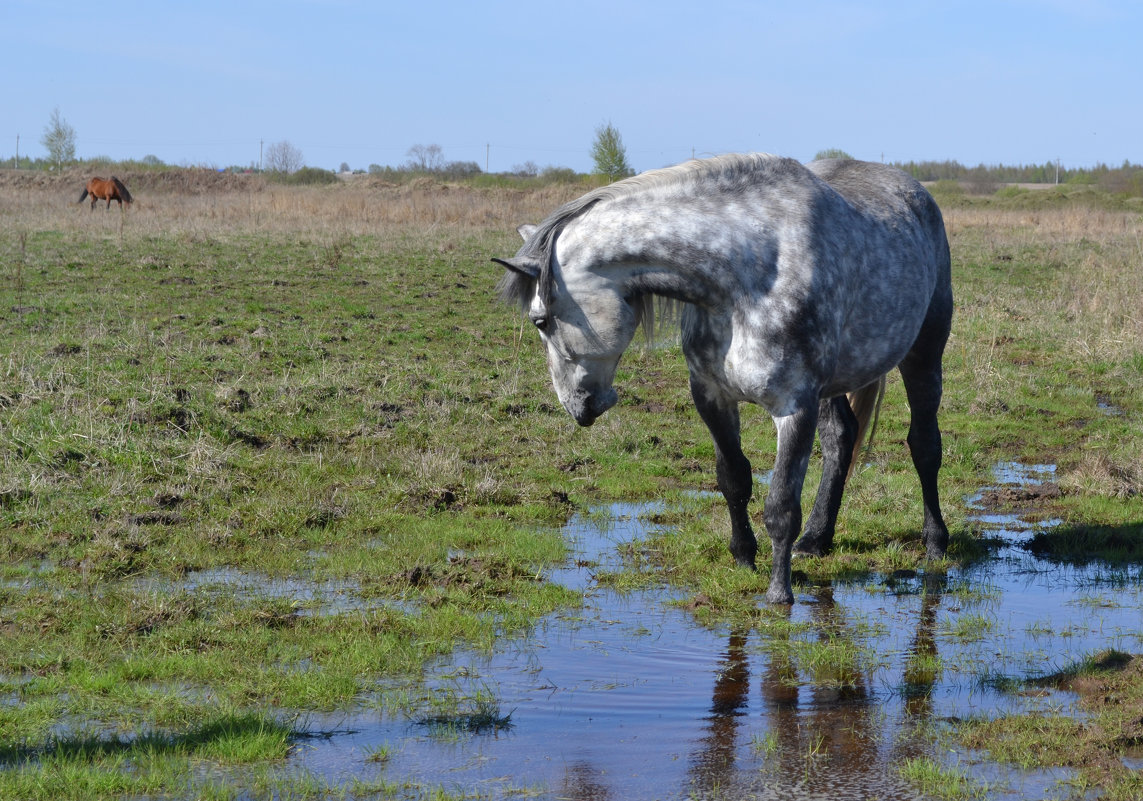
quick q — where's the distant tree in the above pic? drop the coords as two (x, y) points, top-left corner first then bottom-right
(264, 140), (304, 173)
(813, 148), (853, 161)
(590, 121), (631, 182)
(405, 144), (444, 172)
(441, 160), (482, 179)
(141, 154), (164, 166)
(339, 162), (351, 173)
(41, 107), (76, 169)
(964, 165), (998, 195)
(512, 160), (539, 177)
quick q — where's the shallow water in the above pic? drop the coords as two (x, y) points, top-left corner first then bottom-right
(285, 463), (1143, 799)
(134, 567), (377, 616)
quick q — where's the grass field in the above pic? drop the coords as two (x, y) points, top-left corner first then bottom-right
(1, 169), (1141, 799)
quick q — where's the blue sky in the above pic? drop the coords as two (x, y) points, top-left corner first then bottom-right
(6, 0), (1140, 173)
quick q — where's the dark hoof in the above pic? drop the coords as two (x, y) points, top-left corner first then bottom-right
(792, 539), (828, 558)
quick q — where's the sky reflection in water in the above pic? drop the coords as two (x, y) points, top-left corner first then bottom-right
(292, 466), (1142, 800)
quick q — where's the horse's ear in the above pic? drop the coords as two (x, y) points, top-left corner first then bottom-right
(491, 256), (542, 278)
(516, 224), (538, 241)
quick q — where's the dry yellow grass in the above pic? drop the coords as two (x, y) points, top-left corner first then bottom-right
(0, 168), (586, 241)
(944, 205), (1143, 366)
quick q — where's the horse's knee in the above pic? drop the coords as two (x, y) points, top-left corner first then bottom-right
(763, 491), (801, 545)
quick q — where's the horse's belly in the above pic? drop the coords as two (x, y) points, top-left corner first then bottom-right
(825, 277), (935, 391)
(687, 305), (919, 413)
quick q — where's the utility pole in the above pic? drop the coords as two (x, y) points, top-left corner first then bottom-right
(1055, 158), (1060, 185)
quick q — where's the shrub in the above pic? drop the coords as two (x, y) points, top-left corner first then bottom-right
(273, 167), (339, 186)
(994, 185), (1028, 199)
(927, 179), (964, 198)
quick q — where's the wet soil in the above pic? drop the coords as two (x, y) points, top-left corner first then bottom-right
(284, 463), (1142, 799)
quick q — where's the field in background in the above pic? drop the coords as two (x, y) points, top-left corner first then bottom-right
(1, 172), (1141, 799)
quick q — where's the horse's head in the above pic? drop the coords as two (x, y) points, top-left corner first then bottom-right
(495, 223), (639, 427)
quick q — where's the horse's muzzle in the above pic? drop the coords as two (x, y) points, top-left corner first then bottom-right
(566, 387), (617, 427)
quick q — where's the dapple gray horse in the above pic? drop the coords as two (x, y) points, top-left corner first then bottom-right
(494, 154), (952, 604)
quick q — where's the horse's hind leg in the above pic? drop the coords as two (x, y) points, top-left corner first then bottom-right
(793, 395), (858, 557)
(689, 375), (757, 571)
(899, 313), (951, 558)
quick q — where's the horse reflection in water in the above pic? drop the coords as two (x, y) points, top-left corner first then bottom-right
(687, 579), (946, 799)
(496, 154), (952, 604)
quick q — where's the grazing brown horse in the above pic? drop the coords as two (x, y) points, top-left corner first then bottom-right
(78, 176), (133, 210)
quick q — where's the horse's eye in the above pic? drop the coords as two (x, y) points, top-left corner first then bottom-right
(531, 315), (548, 332)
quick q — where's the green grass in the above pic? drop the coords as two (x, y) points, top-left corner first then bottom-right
(1, 185), (1141, 798)
(0, 712), (295, 800)
(897, 757), (988, 800)
(951, 650), (1143, 800)
(1, 220), (590, 797)
(412, 684), (513, 736)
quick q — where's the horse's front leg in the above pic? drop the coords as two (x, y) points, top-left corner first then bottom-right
(765, 404), (819, 604)
(689, 376), (756, 569)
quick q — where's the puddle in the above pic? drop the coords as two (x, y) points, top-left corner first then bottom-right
(944, 754), (1088, 800)
(1095, 393), (1125, 417)
(990, 462), (1057, 486)
(7, 461), (1126, 797)
(0, 559), (56, 589)
(280, 462), (1139, 798)
(132, 568), (389, 617)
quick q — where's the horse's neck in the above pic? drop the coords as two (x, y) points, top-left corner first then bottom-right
(615, 260), (729, 307)
(563, 206), (756, 307)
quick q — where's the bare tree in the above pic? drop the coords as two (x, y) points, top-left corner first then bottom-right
(264, 140), (305, 173)
(41, 107), (76, 169)
(405, 144), (444, 172)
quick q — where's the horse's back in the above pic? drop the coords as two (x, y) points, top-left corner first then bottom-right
(807, 159), (950, 273)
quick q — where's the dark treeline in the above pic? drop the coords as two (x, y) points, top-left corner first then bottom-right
(6, 152), (1143, 196)
(894, 158), (1143, 195)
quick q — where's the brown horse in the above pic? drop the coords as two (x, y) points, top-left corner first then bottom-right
(78, 176), (133, 210)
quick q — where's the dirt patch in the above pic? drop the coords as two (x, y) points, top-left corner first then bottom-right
(977, 482), (1063, 507)
(1040, 654), (1143, 774)
(397, 555), (537, 597)
(960, 652), (1143, 795)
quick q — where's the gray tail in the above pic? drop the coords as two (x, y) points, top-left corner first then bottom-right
(111, 176), (133, 204)
(846, 374), (887, 480)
